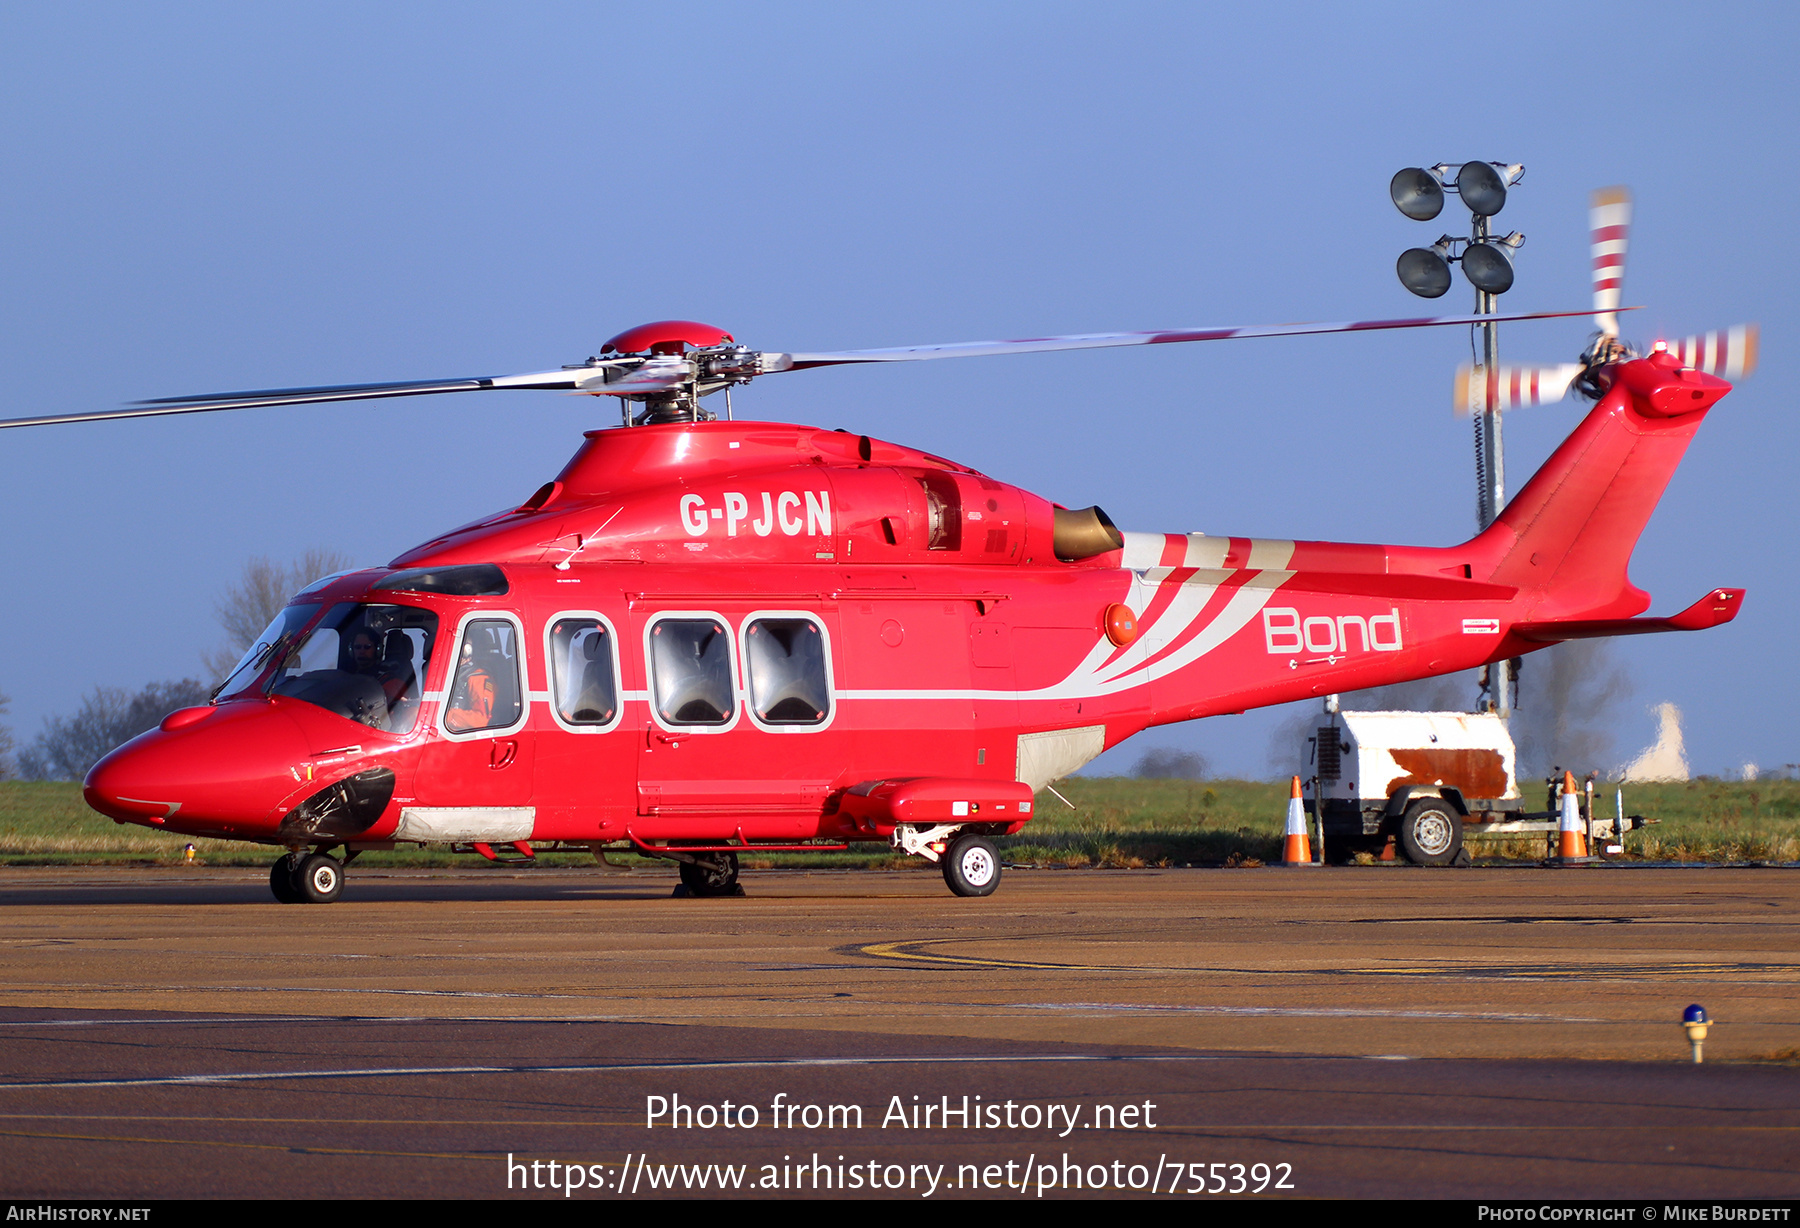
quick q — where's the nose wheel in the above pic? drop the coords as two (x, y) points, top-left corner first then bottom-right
(269, 852), (345, 904)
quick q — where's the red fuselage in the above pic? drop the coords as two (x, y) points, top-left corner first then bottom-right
(84, 352), (1740, 851)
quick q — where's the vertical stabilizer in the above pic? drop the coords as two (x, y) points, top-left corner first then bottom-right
(1471, 350), (1729, 622)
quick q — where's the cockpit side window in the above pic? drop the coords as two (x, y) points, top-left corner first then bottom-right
(549, 618), (619, 728)
(445, 617), (524, 735)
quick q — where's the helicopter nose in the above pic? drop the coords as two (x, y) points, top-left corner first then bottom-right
(84, 702), (312, 835)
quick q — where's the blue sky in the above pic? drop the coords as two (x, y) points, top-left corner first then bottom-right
(2, 1), (1793, 776)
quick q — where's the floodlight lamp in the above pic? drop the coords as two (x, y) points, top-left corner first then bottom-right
(1462, 241), (1515, 294)
(1456, 161), (1508, 216)
(1498, 163), (1525, 186)
(1397, 245), (1453, 298)
(1390, 168), (1445, 221)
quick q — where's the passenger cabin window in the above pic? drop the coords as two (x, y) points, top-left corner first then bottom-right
(549, 618), (618, 727)
(445, 618), (523, 734)
(649, 618), (734, 726)
(744, 617), (830, 726)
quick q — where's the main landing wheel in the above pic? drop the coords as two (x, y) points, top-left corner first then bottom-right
(271, 852), (342, 903)
(679, 852), (740, 898)
(942, 834), (1001, 898)
(269, 855), (301, 904)
(1398, 799), (1463, 867)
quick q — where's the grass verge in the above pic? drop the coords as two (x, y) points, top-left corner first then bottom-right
(1, 777), (1794, 870)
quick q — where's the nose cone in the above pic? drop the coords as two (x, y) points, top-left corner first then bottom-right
(84, 702), (311, 836)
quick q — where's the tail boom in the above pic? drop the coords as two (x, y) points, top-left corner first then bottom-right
(1108, 349), (1738, 730)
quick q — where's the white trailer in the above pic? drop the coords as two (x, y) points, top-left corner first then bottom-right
(1306, 710), (1643, 864)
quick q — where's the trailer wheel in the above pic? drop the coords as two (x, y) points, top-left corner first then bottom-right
(1398, 800), (1462, 866)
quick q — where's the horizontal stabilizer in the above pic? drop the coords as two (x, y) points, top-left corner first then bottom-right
(1513, 588), (1743, 643)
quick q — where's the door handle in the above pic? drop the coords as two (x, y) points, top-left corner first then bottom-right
(490, 740), (518, 770)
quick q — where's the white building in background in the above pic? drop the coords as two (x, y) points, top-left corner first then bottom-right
(1621, 702), (1690, 782)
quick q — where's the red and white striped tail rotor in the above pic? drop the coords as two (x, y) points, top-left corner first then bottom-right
(1447, 185), (1754, 418)
(1664, 324), (1759, 381)
(1454, 363), (1582, 415)
(1590, 186), (1631, 337)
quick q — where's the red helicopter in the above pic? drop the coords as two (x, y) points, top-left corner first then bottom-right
(3, 241), (1746, 903)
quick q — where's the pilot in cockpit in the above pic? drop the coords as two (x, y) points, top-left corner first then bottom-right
(347, 630), (383, 678)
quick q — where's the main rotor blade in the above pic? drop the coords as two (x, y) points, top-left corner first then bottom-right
(0, 368), (604, 430)
(2, 305), (1631, 432)
(1590, 186), (1631, 337)
(772, 307), (1619, 371)
(575, 357), (694, 397)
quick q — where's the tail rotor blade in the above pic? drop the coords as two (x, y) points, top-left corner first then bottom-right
(1666, 324), (1759, 381)
(1590, 186), (1632, 337)
(1453, 363), (1581, 415)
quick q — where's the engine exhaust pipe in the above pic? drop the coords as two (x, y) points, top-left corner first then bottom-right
(1053, 505), (1124, 561)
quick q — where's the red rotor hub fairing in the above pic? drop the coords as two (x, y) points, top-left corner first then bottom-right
(601, 321), (734, 356)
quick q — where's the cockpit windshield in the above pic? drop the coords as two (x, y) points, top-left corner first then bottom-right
(215, 602), (439, 734)
(213, 605), (319, 702)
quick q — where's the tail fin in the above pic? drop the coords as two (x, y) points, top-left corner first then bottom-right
(1470, 350), (1730, 621)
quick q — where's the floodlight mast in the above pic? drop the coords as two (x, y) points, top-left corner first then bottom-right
(1472, 210), (1504, 531)
(1391, 161), (1526, 719)
(1470, 210), (1515, 720)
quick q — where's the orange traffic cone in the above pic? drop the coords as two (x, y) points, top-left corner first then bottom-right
(1283, 776), (1314, 866)
(1557, 770), (1588, 859)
